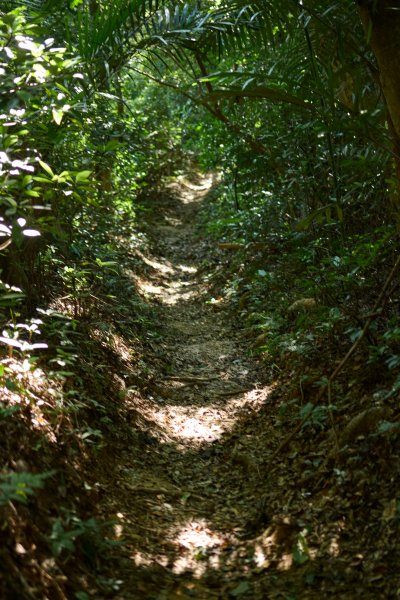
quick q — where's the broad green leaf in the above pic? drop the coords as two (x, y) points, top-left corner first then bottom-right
(5, 378), (19, 391)
(75, 170), (92, 182)
(55, 83), (71, 95)
(33, 176), (52, 183)
(103, 140), (121, 152)
(38, 160), (54, 177)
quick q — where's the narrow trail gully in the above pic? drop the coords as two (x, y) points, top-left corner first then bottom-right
(99, 172), (284, 599)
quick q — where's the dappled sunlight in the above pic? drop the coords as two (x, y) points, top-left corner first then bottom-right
(135, 278), (198, 305)
(128, 248), (199, 305)
(177, 264), (197, 274)
(113, 509), (323, 583)
(253, 528), (296, 572)
(133, 248), (175, 275)
(328, 536), (340, 557)
(124, 516), (231, 577)
(253, 522), (321, 572)
(135, 385), (272, 445)
(157, 407), (226, 443)
(0, 357), (58, 442)
(92, 170), (285, 595)
(171, 173), (215, 203)
(171, 518), (225, 575)
(2, 0), (393, 595)
(124, 173), (214, 311)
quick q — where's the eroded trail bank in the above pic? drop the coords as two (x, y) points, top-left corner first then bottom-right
(99, 173), (278, 599)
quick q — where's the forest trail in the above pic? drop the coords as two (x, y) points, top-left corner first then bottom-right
(86, 171), (400, 600)
(99, 173), (278, 599)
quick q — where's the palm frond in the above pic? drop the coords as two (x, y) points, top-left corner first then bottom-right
(1, 0), (43, 9)
(73, 2), (267, 74)
(1, 0), (71, 12)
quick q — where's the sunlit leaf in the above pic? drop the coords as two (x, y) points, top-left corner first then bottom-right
(0, 337), (22, 348)
(22, 229), (41, 237)
(33, 176), (52, 183)
(75, 170), (92, 182)
(52, 108), (64, 125)
(0, 224), (12, 236)
(38, 160), (54, 177)
(293, 531), (310, 564)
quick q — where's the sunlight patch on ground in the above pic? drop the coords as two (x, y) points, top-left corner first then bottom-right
(131, 550), (169, 569)
(328, 536), (340, 557)
(164, 215), (183, 226)
(115, 511), (230, 578)
(177, 264), (197, 274)
(130, 251), (199, 304)
(140, 386), (272, 445)
(170, 518), (227, 576)
(138, 282), (166, 296)
(253, 521), (319, 572)
(133, 248), (175, 275)
(172, 174), (215, 205)
(162, 410), (225, 442)
(135, 277), (198, 305)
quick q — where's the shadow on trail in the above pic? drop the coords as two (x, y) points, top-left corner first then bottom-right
(1, 173), (390, 600)
(90, 173), (381, 600)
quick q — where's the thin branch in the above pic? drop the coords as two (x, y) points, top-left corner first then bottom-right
(128, 67), (198, 103)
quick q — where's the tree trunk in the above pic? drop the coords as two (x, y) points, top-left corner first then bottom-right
(357, 1), (400, 212)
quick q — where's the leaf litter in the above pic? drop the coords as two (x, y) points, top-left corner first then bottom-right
(94, 172), (400, 599)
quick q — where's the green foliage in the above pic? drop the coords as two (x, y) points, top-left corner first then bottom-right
(49, 514), (100, 557)
(299, 402), (335, 432)
(0, 8), (86, 302)
(0, 1), (400, 597)
(0, 470), (54, 506)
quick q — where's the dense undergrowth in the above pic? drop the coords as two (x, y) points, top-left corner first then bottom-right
(0, 170), (159, 598)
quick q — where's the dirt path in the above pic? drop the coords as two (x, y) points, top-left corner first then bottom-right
(95, 173), (396, 600)
(98, 173), (281, 599)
